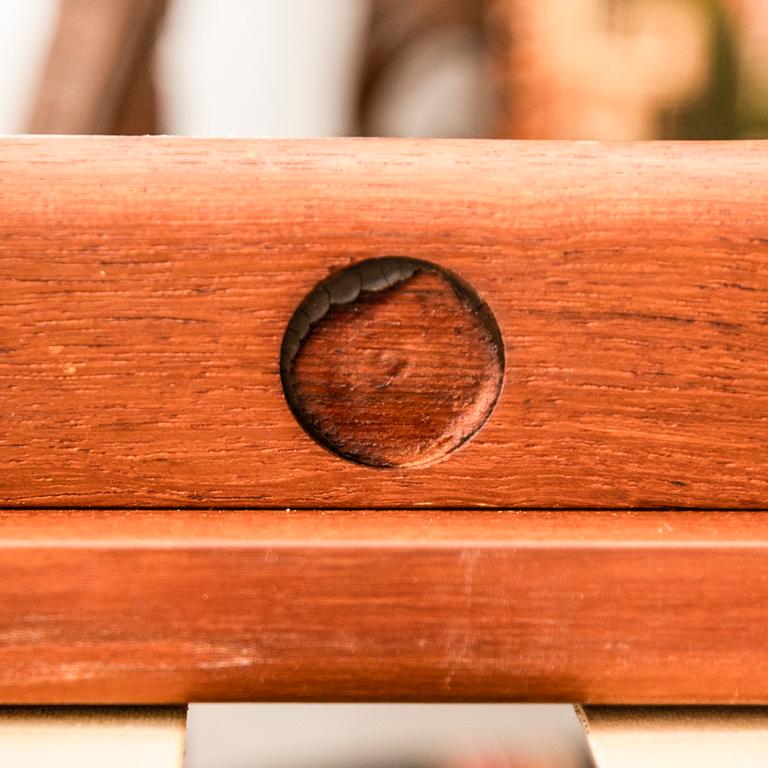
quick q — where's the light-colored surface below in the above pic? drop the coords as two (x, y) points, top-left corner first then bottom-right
(579, 706), (768, 768)
(0, 707), (186, 768)
(186, 704), (584, 768)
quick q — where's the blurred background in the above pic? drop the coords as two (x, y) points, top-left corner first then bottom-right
(2, 1), (767, 766)
(2, 0), (768, 138)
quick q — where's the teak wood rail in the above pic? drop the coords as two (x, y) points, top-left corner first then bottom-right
(2, 138), (767, 509)
(1, 139), (768, 721)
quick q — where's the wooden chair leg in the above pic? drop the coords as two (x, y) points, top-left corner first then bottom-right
(0, 707), (186, 767)
(576, 706), (768, 768)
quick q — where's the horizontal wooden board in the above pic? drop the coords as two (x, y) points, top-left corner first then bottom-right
(1, 137), (767, 507)
(1, 509), (768, 704)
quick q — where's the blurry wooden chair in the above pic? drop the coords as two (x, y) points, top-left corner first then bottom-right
(28, 0), (166, 135)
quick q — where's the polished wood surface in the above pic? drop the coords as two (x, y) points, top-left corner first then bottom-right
(284, 259), (504, 467)
(1, 509), (767, 704)
(1, 137), (767, 507)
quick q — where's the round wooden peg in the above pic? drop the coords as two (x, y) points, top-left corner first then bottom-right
(280, 257), (505, 468)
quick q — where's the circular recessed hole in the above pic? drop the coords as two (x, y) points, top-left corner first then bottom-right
(280, 256), (504, 468)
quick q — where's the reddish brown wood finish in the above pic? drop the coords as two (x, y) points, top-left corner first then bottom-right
(285, 263), (504, 467)
(0, 509), (766, 704)
(1, 138), (768, 508)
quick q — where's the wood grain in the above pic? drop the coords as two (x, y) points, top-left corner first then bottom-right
(2, 509), (768, 704)
(283, 258), (504, 467)
(1, 137), (768, 507)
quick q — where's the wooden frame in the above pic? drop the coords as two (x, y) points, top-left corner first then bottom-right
(1, 138), (767, 712)
(1, 138), (767, 508)
(1, 509), (768, 704)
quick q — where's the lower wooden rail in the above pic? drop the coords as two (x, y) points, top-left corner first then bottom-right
(1, 509), (767, 704)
